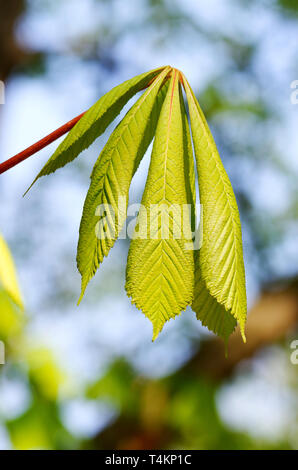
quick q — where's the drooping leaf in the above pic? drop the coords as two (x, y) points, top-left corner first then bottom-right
(180, 84), (237, 340)
(17, 63), (248, 344)
(77, 67), (171, 301)
(180, 83), (196, 234)
(125, 71), (194, 340)
(182, 73), (247, 340)
(180, 83), (237, 340)
(192, 253), (237, 340)
(25, 66), (168, 192)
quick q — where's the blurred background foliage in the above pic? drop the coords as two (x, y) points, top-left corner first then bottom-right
(0, 0), (297, 449)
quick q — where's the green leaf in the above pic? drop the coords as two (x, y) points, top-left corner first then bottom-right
(125, 71), (194, 340)
(182, 73), (247, 340)
(25, 66), (168, 192)
(180, 84), (196, 233)
(0, 234), (23, 309)
(180, 84), (237, 340)
(77, 67), (171, 301)
(0, 288), (23, 338)
(192, 252), (237, 340)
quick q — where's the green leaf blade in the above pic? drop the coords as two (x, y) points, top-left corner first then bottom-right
(192, 252), (237, 340)
(26, 66), (168, 192)
(125, 71), (194, 340)
(182, 74), (247, 340)
(180, 83), (196, 234)
(0, 234), (23, 310)
(77, 67), (171, 301)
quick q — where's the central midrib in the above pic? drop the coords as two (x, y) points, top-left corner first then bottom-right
(162, 69), (178, 203)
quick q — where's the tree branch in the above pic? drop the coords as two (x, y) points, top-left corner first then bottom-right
(0, 111), (86, 175)
(0, 72), (172, 176)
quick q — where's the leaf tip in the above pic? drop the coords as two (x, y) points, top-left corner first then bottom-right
(152, 323), (162, 342)
(152, 331), (158, 342)
(240, 324), (246, 343)
(77, 284), (87, 306)
(22, 187), (31, 198)
(23, 177), (39, 197)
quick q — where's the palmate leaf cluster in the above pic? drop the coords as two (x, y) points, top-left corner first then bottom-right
(27, 66), (247, 342)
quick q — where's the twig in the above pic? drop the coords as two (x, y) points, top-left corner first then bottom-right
(0, 111), (86, 175)
(0, 69), (172, 176)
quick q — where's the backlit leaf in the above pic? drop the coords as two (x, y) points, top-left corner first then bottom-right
(77, 67), (171, 301)
(26, 66), (168, 192)
(182, 73), (246, 340)
(125, 71), (194, 340)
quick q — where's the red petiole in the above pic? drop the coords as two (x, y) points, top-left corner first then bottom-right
(0, 70), (176, 176)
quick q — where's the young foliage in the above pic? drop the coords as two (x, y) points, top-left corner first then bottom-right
(23, 66), (247, 344)
(77, 67), (171, 301)
(126, 71), (194, 339)
(181, 74), (247, 341)
(25, 66), (167, 193)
